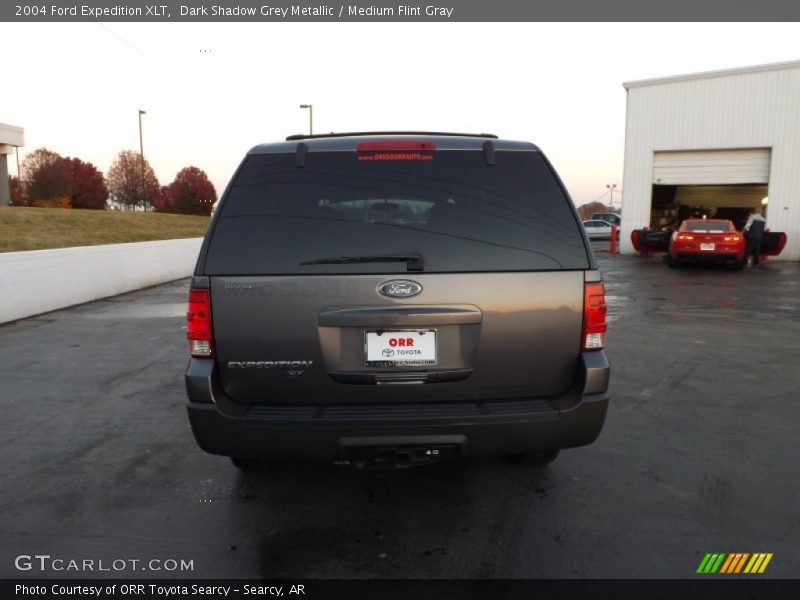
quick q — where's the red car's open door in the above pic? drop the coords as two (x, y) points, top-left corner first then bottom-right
(760, 232), (787, 257)
(631, 229), (671, 254)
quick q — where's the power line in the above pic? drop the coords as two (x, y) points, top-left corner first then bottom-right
(97, 24), (269, 128)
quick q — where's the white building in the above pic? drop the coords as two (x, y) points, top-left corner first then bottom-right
(0, 122), (25, 206)
(620, 60), (800, 260)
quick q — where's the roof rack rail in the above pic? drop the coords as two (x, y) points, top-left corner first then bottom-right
(285, 131), (498, 141)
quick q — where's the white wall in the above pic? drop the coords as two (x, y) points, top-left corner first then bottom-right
(621, 61), (800, 259)
(0, 238), (203, 324)
(0, 122), (24, 146)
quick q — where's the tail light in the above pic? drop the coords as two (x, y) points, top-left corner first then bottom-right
(582, 282), (607, 351)
(676, 234), (695, 241)
(723, 235), (742, 242)
(187, 289), (214, 357)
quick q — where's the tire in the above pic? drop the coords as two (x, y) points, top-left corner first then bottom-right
(733, 260), (745, 271)
(507, 450), (560, 466)
(666, 255), (678, 268)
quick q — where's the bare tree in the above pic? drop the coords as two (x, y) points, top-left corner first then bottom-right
(107, 150), (159, 211)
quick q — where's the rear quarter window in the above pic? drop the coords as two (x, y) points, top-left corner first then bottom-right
(203, 149), (589, 274)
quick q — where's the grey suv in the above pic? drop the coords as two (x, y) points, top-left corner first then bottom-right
(185, 132), (609, 469)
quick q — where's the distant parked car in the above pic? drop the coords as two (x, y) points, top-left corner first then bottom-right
(591, 212), (621, 226)
(582, 219), (617, 240)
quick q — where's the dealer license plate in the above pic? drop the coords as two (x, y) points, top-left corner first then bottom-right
(365, 330), (436, 367)
(700, 243), (715, 251)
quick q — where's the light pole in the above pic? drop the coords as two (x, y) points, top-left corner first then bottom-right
(299, 104), (313, 135)
(139, 109), (146, 211)
(606, 184), (618, 209)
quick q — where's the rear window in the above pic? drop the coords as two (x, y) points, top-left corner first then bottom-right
(203, 149), (589, 275)
(685, 221), (731, 232)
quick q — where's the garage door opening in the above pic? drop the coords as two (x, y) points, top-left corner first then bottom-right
(650, 149), (771, 230)
(650, 184), (768, 231)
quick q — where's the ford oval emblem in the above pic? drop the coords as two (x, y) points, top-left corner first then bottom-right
(378, 280), (422, 298)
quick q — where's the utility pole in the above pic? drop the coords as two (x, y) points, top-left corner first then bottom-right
(139, 109), (146, 211)
(15, 147), (21, 203)
(300, 104), (313, 135)
(606, 184), (618, 209)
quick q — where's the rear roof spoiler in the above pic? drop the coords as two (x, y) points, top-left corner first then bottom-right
(286, 131), (498, 141)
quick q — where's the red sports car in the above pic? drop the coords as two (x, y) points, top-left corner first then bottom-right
(630, 219), (787, 268)
(667, 219), (745, 268)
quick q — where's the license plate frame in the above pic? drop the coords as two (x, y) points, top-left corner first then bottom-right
(700, 243), (715, 251)
(365, 329), (437, 367)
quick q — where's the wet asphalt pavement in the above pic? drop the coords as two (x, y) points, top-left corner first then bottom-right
(1, 253), (798, 579)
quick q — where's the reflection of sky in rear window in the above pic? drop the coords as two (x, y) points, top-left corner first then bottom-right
(686, 221), (729, 232)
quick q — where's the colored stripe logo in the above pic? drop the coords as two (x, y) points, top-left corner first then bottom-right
(697, 553), (773, 574)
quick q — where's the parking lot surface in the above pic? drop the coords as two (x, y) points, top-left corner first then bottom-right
(1, 254), (798, 578)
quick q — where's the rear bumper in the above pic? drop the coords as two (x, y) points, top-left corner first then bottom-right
(185, 352), (610, 461)
(671, 244), (744, 262)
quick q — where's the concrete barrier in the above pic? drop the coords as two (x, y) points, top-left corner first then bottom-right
(0, 238), (203, 324)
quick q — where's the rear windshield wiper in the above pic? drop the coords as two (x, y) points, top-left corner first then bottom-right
(300, 253), (424, 272)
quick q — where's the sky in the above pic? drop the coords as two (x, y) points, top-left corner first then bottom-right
(2, 22), (800, 207)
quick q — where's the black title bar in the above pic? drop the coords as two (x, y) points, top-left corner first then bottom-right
(5, 579), (800, 600)
(3, 0), (800, 22)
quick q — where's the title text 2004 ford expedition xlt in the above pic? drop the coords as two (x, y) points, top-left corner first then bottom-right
(185, 132), (609, 469)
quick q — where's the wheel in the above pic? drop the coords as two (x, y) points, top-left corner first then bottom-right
(666, 255), (678, 268)
(733, 260), (745, 271)
(507, 450), (560, 466)
(230, 456), (261, 470)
